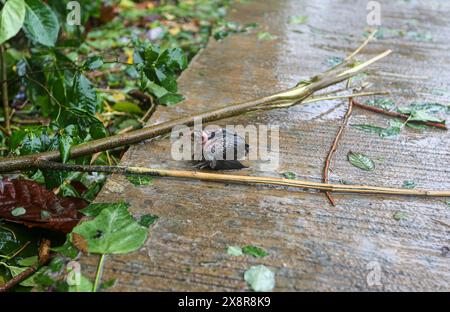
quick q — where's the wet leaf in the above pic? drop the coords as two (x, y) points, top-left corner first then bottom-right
(367, 98), (396, 111)
(126, 175), (153, 186)
(84, 56), (104, 70)
(0, 178), (88, 233)
(289, 15), (308, 25)
(71, 202), (148, 254)
(324, 56), (344, 68)
(282, 172), (296, 179)
(402, 181), (416, 189)
(11, 207), (26, 217)
(138, 214), (158, 227)
(23, 0), (60, 47)
(244, 265), (275, 292)
(347, 151), (375, 171)
(0, 0), (26, 44)
(227, 246), (243, 256)
(242, 245), (268, 258)
(257, 31), (278, 41)
(58, 134), (73, 163)
(393, 211), (407, 221)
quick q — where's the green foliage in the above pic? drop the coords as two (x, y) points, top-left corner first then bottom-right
(71, 202), (148, 254)
(242, 245), (268, 258)
(347, 151), (375, 171)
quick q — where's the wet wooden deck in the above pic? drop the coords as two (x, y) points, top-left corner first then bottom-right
(82, 0), (450, 291)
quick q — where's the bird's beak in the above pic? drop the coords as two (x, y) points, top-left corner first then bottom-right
(201, 132), (208, 144)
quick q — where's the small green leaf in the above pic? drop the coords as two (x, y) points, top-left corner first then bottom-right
(126, 175), (153, 186)
(23, 0), (60, 47)
(289, 15), (308, 25)
(18, 256), (38, 267)
(84, 56), (104, 70)
(158, 93), (184, 106)
(242, 245), (268, 258)
(244, 265), (275, 292)
(347, 151), (375, 171)
(138, 214), (159, 228)
(112, 101), (143, 114)
(11, 207), (26, 216)
(367, 98), (396, 111)
(324, 56), (344, 67)
(157, 48), (187, 71)
(0, 0), (26, 44)
(409, 110), (445, 124)
(227, 246), (243, 256)
(282, 172), (296, 179)
(393, 211), (407, 221)
(89, 123), (107, 139)
(100, 278), (117, 290)
(257, 31), (278, 41)
(145, 81), (168, 99)
(58, 134), (72, 163)
(68, 274), (93, 292)
(352, 124), (385, 135)
(71, 202), (148, 254)
(402, 181), (416, 189)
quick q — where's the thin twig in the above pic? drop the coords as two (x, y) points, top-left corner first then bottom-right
(352, 99), (447, 130)
(0, 238), (51, 292)
(323, 98), (354, 206)
(32, 160), (450, 197)
(0, 45), (10, 135)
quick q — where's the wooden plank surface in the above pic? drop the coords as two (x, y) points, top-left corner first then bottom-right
(82, 0), (450, 291)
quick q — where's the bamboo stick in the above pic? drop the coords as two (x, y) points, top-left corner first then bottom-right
(34, 161), (450, 197)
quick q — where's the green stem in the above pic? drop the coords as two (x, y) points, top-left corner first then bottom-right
(93, 254), (106, 292)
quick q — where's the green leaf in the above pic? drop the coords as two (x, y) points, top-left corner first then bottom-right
(71, 73), (98, 115)
(352, 124), (385, 135)
(11, 207), (26, 216)
(157, 48), (188, 71)
(112, 101), (143, 114)
(393, 211), (407, 221)
(71, 202), (148, 254)
(58, 134), (72, 163)
(99, 278), (117, 290)
(242, 245), (268, 258)
(80, 202), (126, 218)
(324, 56), (344, 68)
(282, 172), (296, 179)
(52, 237), (80, 259)
(84, 56), (103, 70)
(257, 31), (278, 41)
(145, 81), (168, 99)
(0, 0), (26, 44)
(138, 214), (159, 228)
(402, 180), (416, 189)
(347, 151), (375, 171)
(126, 175), (153, 186)
(89, 122), (107, 139)
(409, 110), (445, 124)
(68, 274), (93, 292)
(18, 256), (38, 267)
(158, 93), (184, 106)
(244, 265), (275, 292)
(367, 98), (396, 111)
(289, 15), (308, 25)
(23, 0), (60, 47)
(227, 246), (243, 256)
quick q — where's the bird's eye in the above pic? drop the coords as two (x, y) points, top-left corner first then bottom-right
(208, 132), (216, 139)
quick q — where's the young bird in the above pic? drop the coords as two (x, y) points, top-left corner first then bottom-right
(193, 128), (249, 170)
